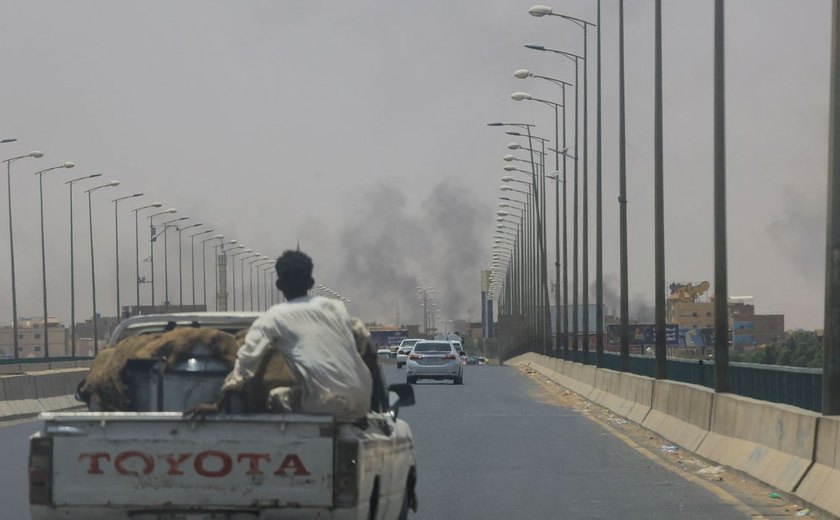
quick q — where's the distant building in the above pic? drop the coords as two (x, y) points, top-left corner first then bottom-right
(0, 316), (68, 359)
(728, 297), (784, 348)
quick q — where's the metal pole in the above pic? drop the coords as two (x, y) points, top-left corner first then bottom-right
(88, 191), (99, 355)
(249, 262), (255, 311)
(240, 257), (246, 310)
(823, 0), (840, 416)
(135, 210), (140, 307)
(178, 228), (183, 305)
(654, 0), (667, 379)
(582, 24), (590, 364)
(573, 58), (580, 361)
(562, 88), (569, 360)
(595, 0), (605, 367)
(163, 226), (169, 306)
(713, 0), (729, 392)
(202, 239), (208, 308)
(150, 219), (155, 306)
(6, 161), (19, 359)
(38, 173), (49, 358)
(232, 254), (238, 311)
(618, 0), (630, 371)
(554, 104), (561, 357)
(69, 182), (77, 356)
(114, 201), (120, 320)
(191, 235), (196, 306)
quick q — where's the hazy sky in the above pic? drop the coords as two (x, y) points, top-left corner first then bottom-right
(0, 0), (831, 330)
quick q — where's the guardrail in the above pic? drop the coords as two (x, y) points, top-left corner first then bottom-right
(561, 351), (823, 413)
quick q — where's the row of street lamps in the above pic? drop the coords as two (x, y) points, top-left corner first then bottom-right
(488, 2), (725, 394)
(2, 141), (284, 359)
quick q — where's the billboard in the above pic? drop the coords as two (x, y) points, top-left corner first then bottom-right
(606, 323), (678, 347)
(369, 328), (409, 349)
(679, 327), (715, 347)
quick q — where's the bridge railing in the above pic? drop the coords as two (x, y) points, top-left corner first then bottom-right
(567, 351), (822, 412)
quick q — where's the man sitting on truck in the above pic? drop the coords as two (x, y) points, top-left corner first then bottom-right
(194, 250), (373, 420)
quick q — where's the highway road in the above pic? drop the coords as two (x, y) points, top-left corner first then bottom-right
(0, 363), (807, 519)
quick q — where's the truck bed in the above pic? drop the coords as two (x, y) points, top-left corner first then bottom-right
(36, 412), (336, 511)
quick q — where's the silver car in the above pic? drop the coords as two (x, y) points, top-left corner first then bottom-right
(406, 340), (464, 385)
(396, 338), (421, 368)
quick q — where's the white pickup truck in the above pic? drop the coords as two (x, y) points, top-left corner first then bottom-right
(28, 313), (418, 520)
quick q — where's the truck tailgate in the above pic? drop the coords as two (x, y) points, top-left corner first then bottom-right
(43, 412), (335, 509)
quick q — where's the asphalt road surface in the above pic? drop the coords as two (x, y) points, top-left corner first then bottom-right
(385, 363), (752, 520)
(0, 364), (782, 519)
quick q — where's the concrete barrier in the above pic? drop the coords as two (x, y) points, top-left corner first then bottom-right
(613, 372), (653, 424)
(697, 393), (819, 493)
(795, 416), (840, 515)
(0, 368), (88, 421)
(641, 380), (713, 452)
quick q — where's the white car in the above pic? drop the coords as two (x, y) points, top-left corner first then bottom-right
(395, 338), (421, 369)
(406, 340), (464, 385)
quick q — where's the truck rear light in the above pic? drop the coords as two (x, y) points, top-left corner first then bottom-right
(29, 436), (53, 506)
(409, 354), (422, 360)
(334, 439), (359, 508)
(442, 354), (456, 360)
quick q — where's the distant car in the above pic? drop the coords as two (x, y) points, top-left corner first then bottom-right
(377, 348), (393, 360)
(467, 356), (479, 365)
(396, 338), (421, 369)
(406, 340), (464, 385)
(478, 356), (487, 365)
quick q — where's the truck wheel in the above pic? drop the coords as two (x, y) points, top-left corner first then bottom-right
(407, 376), (417, 385)
(454, 375), (463, 385)
(397, 362), (403, 369)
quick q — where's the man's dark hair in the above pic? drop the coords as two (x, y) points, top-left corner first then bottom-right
(275, 250), (314, 296)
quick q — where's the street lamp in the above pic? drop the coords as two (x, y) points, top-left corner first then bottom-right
(65, 173), (102, 356)
(199, 233), (223, 308)
(160, 216), (189, 305)
(2, 150), (43, 358)
(188, 228), (214, 306)
(217, 241), (242, 311)
(176, 222), (202, 305)
(35, 161), (75, 357)
(243, 253), (261, 311)
(148, 208), (177, 306)
(132, 202), (162, 307)
(85, 180), (119, 354)
(112, 192), (143, 321)
(231, 248), (252, 311)
(529, 5), (599, 362)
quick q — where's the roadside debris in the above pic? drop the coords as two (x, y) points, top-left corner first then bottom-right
(769, 492), (781, 499)
(661, 445), (679, 454)
(795, 508), (811, 517)
(697, 466), (725, 481)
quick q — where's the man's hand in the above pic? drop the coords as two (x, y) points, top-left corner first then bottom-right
(183, 391), (231, 420)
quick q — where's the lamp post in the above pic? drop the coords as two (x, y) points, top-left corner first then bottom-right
(3, 150), (43, 358)
(65, 173), (102, 356)
(511, 88), (569, 357)
(490, 122), (552, 353)
(132, 202), (162, 308)
(618, 0), (630, 371)
(713, 0), (729, 391)
(112, 192), (143, 321)
(160, 216), (189, 306)
(529, 5), (596, 362)
(35, 161), (75, 357)
(231, 249), (253, 311)
(216, 241), (241, 311)
(188, 229), (214, 306)
(653, 0), (667, 379)
(245, 254), (262, 311)
(525, 44), (583, 359)
(85, 180), (119, 355)
(176, 222), (202, 305)
(200, 234), (223, 308)
(148, 208), (177, 306)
